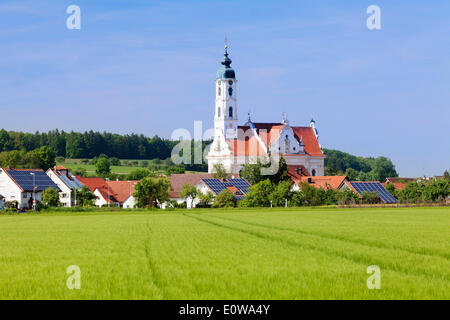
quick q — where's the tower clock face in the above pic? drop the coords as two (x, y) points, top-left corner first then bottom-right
(228, 80), (233, 85)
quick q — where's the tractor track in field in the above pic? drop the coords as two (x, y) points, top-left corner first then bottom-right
(143, 222), (167, 299)
(184, 213), (450, 282)
(202, 213), (450, 261)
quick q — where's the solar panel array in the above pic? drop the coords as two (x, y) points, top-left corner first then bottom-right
(348, 182), (397, 203)
(202, 179), (251, 199)
(59, 172), (83, 190)
(6, 170), (60, 192)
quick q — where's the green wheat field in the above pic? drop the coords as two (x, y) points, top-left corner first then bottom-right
(0, 207), (449, 300)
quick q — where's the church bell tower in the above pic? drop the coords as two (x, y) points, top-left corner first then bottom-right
(215, 39), (238, 139)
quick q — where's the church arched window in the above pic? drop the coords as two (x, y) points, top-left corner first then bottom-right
(312, 169), (316, 176)
(218, 87), (221, 96)
(229, 106), (233, 118)
(218, 107), (221, 117)
(228, 87), (233, 97)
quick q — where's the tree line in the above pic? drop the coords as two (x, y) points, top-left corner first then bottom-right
(323, 148), (398, 182)
(0, 129), (176, 160)
(0, 129), (399, 182)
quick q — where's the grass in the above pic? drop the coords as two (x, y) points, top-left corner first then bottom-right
(57, 162), (144, 175)
(0, 207), (449, 299)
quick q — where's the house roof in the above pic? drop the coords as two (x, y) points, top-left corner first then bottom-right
(225, 124), (324, 157)
(76, 177), (108, 192)
(106, 181), (139, 203)
(381, 182), (406, 190)
(1, 168), (60, 192)
(295, 176), (348, 190)
(200, 178), (251, 199)
(345, 181), (398, 204)
(287, 165), (310, 181)
(78, 178), (139, 204)
(49, 167), (83, 190)
(169, 173), (214, 198)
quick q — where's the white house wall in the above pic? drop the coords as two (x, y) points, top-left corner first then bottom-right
(46, 170), (74, 207)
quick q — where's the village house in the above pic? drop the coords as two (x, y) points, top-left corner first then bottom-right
(168, 173), (214, 208)
(46, 166), (83, 207)
(196, 178), (251, 201)
(340, 181), (398, 204)
(0, 168), (60, 209)
(76, 176), (138, 208)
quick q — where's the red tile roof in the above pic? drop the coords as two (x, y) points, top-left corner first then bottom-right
(224, 124), (324, 157)
(76, 177), (107, 192)
(77, 178), (139, 204)
(295, 176), (348, 190)
(382, 182), (406, 190)
(287, 165), (310, 181)
(106, 181), (139, 203)
(291, 127), (324, 156)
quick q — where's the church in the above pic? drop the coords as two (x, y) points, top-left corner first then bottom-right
(206, 44), (326, 176)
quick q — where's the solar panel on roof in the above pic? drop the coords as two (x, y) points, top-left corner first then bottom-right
(202, 178), (251, 198)
(349, 181), (397, 203)
(6, 170), (60, 192)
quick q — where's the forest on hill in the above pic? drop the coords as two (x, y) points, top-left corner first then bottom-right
(0, 129), (397, 181)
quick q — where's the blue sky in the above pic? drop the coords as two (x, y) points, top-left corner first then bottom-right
(0, 0), (449, 176)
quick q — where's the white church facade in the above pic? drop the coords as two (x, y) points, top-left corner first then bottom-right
(206, 44), (326, 176)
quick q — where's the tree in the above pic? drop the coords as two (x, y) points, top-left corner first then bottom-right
(134, 177), (170, 208)
(35, 146), (56, 171)
(110, 157), (121, 166)
(71, 167), (87, 177)
(212, 189), (237, 208)
(422, 179), (450, 202)
(0, 147), (55, 171)
(95, 158), (111, 176)
(444, 170), (450, 180)
(336, 189), (359, 205)
(198, 191), (214, 207)
(384, 182), (398, 199)
(0, 129), (13, 152)
(42, 188), (60, 207)
(295, 182), (324, 206)
(323, 149), (398, 182)
(126, 168), (153, 180)
(240, 157), (289, 185)
(180, 183), (198, 208)
(166, 165), (186, 176)
(345, 168), (359, 181)
(371, 157), (398, 182)
(398, 181), (425, 203)
(212, 163), (229, 180)
(269, 180), (292, 207)
(239, 162), (263, 185)
(239, 179), (274, 207)
(361, 191), (381, 204)
(269, 156), (289, 184)
(76, 186), (97, 206)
